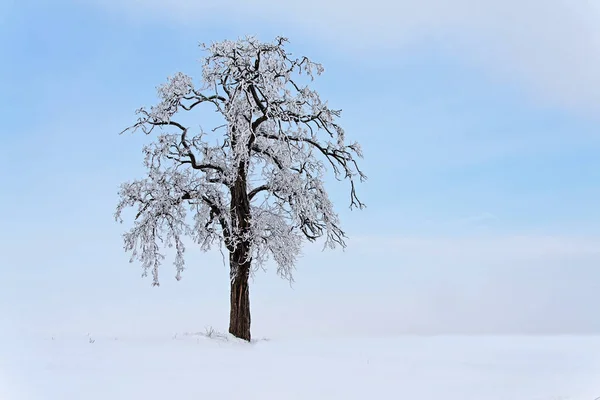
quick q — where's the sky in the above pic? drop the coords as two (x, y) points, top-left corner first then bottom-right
(1, 0), (600, 338)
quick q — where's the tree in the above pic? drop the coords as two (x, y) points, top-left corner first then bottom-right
(115, 36), (366, 341)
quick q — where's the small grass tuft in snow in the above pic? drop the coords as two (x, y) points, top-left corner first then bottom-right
(176, 327), (233, 343)
(202, 326), (229, 341)
(173, 327), (270, 344)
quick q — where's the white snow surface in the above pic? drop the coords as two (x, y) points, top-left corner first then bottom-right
(1, 333), (600, 399)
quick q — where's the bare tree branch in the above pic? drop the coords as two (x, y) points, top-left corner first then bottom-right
(248, 184), (270, 200)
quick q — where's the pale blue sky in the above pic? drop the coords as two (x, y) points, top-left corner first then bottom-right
(2, 0), (600, 338)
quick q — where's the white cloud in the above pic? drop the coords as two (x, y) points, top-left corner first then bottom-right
(92, 0), (600, 114)
(292, 234), (600, 334)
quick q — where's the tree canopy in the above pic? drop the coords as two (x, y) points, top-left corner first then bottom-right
(115, 35), (365, 294)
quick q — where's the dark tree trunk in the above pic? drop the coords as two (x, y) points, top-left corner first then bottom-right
(228, 158), (252, 341)
(229, 250), (251, 341)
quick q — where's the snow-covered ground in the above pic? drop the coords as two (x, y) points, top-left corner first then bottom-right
(1, 333), (599, 399)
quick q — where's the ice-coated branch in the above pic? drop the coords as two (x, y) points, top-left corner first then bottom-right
(257, 132), (366, 209)
(115, 162), (231, 284)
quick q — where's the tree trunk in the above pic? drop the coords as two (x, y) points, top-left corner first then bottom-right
(229, 251), (251, 341)
(228, 157), (252, 341)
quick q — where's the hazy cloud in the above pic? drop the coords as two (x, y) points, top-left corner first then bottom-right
(91, 0), (600, 114)
(293, 234), (600, 335)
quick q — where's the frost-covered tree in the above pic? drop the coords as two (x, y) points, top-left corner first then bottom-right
(115, 36), (365, 341)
